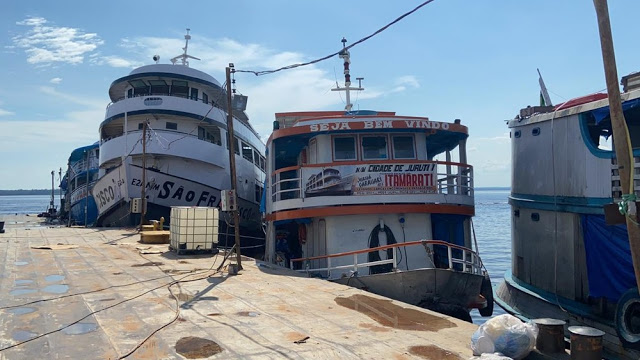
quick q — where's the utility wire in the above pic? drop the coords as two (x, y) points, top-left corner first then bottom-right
(235, 0), (437, 76)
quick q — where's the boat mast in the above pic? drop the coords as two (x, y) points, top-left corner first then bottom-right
(331, 38), (364, 112)
(593, 0), (640, 290)
(170, 28), (201, 67)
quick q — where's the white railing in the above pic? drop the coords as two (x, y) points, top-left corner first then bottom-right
(289, 239), (483, 278)
(70, 157), (99, 177)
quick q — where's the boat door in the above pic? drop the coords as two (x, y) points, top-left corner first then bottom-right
(315, 219), (327, 275)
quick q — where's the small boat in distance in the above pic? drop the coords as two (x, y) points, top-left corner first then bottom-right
(263, 39), (493, 321)
(92, 30), (266, 253)
(61, 142), (99, 226)
(495, 71), (640, 359)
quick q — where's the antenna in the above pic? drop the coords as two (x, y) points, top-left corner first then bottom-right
(331, 38), (364, 112)
(170, 28), (201, 67)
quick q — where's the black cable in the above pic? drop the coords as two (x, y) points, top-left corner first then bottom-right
(367, 224), (397, 274)
(235, 0), (437, 76)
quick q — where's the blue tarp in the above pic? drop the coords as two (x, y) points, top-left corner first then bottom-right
(581, 214), (636, 301)
(592, 99), (640, 124)
(431, 214), (466, 246)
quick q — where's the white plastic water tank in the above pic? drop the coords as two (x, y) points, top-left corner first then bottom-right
(170, 207), (219, 253)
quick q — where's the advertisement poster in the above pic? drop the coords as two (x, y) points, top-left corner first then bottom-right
(302, 163), (437, 197)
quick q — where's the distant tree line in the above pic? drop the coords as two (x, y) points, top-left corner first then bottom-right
(0, 189), (52, 196)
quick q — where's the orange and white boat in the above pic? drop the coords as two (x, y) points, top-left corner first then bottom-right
(263, 39), (493, 321)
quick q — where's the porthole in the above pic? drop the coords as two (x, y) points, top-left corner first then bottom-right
(514, 130), (521, 138)
(532, 127), (541, 136)
(514, 209), (520, 217)
(531, 213), (540, 222)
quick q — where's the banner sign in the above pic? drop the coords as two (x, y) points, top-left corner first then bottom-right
(301, 163), (437, 197)
(92, 165), (128, 216)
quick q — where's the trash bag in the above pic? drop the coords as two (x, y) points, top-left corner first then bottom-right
(471, 314), (538, 360)
(468, 353), (513, 360)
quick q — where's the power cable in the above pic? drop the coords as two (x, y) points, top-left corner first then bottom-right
(235, 0), (437, 76)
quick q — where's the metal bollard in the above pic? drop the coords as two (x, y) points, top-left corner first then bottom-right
(568, 326), (605, 360)
(534, 318), (566, 353)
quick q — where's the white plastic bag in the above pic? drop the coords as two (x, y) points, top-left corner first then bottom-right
(468, 353), (513, 360)
(471, 314), (538, 360)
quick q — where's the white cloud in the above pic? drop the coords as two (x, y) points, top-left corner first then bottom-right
(90, 54), (143, 68)
(0, 108), (14, 116)
(50, 77), (62, 84)
(13, 17), (103, 66)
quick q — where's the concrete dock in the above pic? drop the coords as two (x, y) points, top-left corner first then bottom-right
(0, 217), (561, 359)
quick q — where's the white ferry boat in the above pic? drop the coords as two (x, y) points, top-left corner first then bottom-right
(93, 30), (266, 251)
(263, 40), (493, 321)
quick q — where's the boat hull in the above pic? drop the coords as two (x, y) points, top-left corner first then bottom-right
(333, 268), (484, 321)
(69, 196), (98, 226)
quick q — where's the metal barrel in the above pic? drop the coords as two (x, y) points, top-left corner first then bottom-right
(534, 318), (566, 353)
(568, 326), (605, 360)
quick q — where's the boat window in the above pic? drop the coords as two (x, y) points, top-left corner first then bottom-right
(334, 137), (356, 161)
(198, 126), (221, 145)
(255, 184), (263, 202)
(361, 136), (388, 160)
(514, 130), (521, 138)
(392, 135), (416, 159)
(129, 79), (149, 97)
(171, 80), (189, 98)
(253, 150), (261, 167)
(149, 80), (169, 95)
(226, 133), (241, 155)
(260, 156), (266, 171)
(127, 88), (133, 98)
(166, 122), (178, 130)
(190, 88), (199, 101)
(532, 127), (541, 136)
(138, 123), (144, 130)
(242, 142), (254, 162)
(202, 92), (209, 105)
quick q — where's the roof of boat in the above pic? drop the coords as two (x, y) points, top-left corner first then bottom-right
(68, 142), (99, 162)
(508, 88), (640, 127)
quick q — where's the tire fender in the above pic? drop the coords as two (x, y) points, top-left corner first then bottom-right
(616, 287), (640, 349)
(479, 275), (494, 317)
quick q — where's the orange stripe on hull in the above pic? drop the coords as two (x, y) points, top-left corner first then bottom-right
(266, 203), (475, 221)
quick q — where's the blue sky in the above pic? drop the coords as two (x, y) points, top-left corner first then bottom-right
(1, 1), (639, 189)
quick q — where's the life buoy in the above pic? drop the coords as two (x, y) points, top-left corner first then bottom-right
(615, 287), (640, 349)
(479, 275), (494, 317)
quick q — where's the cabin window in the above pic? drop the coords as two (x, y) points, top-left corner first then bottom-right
(532, 127), (541, 136)
(149, 80), (169, 95)
(190, 88), (199, 101)
(531, 213), (540, 222)
(225, 133), (240, 155)
(202, 92), (209, 105)
(255, 184), (263, 202)
(138, 123), (144, 130)
(198, 126), (221, 145)
(129, 79), (149, 97)
(514, 130), (521, 138)
(166, 122), (178, 130)
(259, 156), (266, 171)
(253, 150), (261, 167)
(171, 80), (189, 98)
(333, 137), (356, 161)
(361, 136), (388, 160)
(127, 88), (133, 98)
(392, 135), (416, 159)
(242, 142), (254, 162)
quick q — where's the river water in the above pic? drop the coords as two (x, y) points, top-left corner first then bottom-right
(0, 190), (511, 323)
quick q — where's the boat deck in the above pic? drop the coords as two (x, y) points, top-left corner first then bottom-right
(0, 220), (561, 359)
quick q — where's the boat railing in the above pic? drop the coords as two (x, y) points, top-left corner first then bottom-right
(270, 161), (473, 203)
(106, 93), (221, 110)
(289, 239), (483, 278)
(70, 158), (99, 176)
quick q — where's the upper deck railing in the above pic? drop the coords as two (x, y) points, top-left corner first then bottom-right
(70, 157), (99, 177)
(270, 160), (473, 211)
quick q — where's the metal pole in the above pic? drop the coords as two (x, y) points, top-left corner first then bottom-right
(593, 0), (640, 290)
(84, 150), (89, 227)
(50, 170), (54, 215)
(226, 64), (242, 270)
(139, 121), (147, 230)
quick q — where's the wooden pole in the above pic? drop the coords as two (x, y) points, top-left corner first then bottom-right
(593, 0), (640, 290)
(226, 64), (243, 270)
(139, 121), (147, 231)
